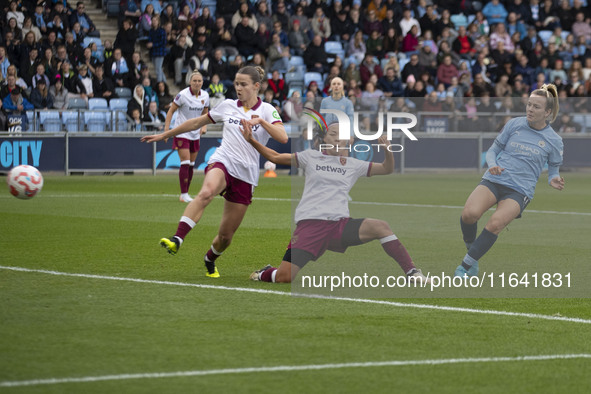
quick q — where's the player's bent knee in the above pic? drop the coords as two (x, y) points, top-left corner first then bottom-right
(196, 188), (216, 203)
(461, 207), (481, 223)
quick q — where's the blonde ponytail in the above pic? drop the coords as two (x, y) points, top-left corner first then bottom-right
(532, 83), (559, 123)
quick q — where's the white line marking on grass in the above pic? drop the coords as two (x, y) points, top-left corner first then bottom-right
(1, 354), (590, 387)
(2, 266), (591, 325)
(3, 194), (589, 216)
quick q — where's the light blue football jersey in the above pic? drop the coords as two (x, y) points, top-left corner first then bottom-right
(483, 117), (563, 199)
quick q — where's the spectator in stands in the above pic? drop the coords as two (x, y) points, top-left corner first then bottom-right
(437, 39), (461, 68)
(304, 34), (330, 74)
(418, 43), (437, 75)
(255, 22), (272, 52)
(128, 84), (148, 119)
(437, 54), (459, 87)
(170, 35), (191, 87)
(0, 74), (19, 100)
(267, 33), (290, 74)
(419, 5), (439, 38)
(495, 74), (513, 97)
(378, 67), (403, 98)
(187, 46), (212, 83)
(282, 89), (303, 124)
(401, 53), (425, 84)
(3, 86), (33, 129)
(306, 80), (325, 98)
(549, 59), (568, 86)
(177, 4), (195, 33)
(20, 47), (40, 87)
(310, 7), (331, 41)
(130, 107), (145, 131)
(364, 9), (384, 36)
(231, 1), (258, 32)
(156, 80), (173, 113)
(331, 9), (354, 43)
(554, 113), (581, 133)
(6, 1), (25, 28)
(255, 1), (273, 33)
(216, 0), (241, 25)
(128, 52), (146, 89)
(123, 0), (142, 27)
(211, 17), (237, 57)
(47, 13), (66, 42)
(70, 2), (99, 38)
(359, 53), (383, 86)
(92, 65), (115, 102)
(107, 48), (129, 88)
(146, 15), (167, 83)
(347, 30), (366, 64)
(472, 72), (494, 97)
(288, 20), (309, 57)
(31, 63), (50, 89)
(399, 9), (420, 38)
(22, 16), (42, 43)
(49, 75), (68, 109)
(4, 18), (22, 44)
(235, 16), (259, 58)
(5, 64), (27, 90)
(367, 30), (384, 58)
(32, 4), (47, 34)
(572, 12), (591, 44)
(272, 1), (290, 31)
(196, 6), (216, 33)
(144, 100), (166, 131)
(181, 0), (200, 21)
(453, 25), (477, 60)
(290, 4), (311, 36)
(482, 0), (508, 25)
(539, 0), (560, 30)
(80, 47), (99, 76)
(0, 46), (10, 80)
(115, 19), (139, 63)
(207, 73), (227, 108)
(30, 77), (54, 110)
(267, 70), (288, 103)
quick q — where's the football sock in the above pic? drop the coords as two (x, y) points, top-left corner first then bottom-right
(380, 235), (415, 274)
(179, 161), (191, 193)
(460, 217), (477, 248)
(204, 245), (222, 263)
(188, 162), (195, 184)
(260, 267), (277, 282)
(174, 216), (196, 241)
(462, 228), (498, 268)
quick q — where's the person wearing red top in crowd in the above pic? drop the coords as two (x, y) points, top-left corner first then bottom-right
(437, 54), (460, 87)
(452, 25), (477, 60)
(267, 70), (288, 102)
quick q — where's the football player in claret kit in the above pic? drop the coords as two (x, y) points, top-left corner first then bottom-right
(242, 122), (430, 284)
(164, 70), (210, 203)
(456, 84), (565, 277)
(141, 66), (288, 278)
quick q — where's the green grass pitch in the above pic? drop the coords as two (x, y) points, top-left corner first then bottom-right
(1, 172), (590, 393)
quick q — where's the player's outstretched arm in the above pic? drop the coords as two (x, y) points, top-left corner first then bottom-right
(141, 113), (212, 143)
(241, 120), (293, 166)
(369, 135), (395, 176)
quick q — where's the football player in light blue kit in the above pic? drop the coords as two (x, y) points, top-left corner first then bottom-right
(456, 84), (565, 277)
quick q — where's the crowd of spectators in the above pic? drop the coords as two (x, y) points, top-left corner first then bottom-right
(1, 0), (591, 132)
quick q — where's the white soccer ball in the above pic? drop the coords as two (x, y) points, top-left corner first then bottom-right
(264, 161), (276, 171)
(6, 165), (44, 199)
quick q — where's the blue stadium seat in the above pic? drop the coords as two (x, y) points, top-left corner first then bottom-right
(88, 98), (108, 110)
(538, 30), (553, 46)
(115, 87), (132, 100)
(85, 111), (108, 132)
(109, 98), (128, 111)
(39, 111), (62, 132)
(62, 111), (83, 132)
(68, 97), (87, 110)
(285, 71), (305, 85)
(324, 41), (343, 54)
(112, 111), (128, 132)
(289, 56), (304, 67)
(304, 72), (323, 88)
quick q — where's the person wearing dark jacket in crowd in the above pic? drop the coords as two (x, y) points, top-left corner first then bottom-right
(114, 19), (138, 63)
